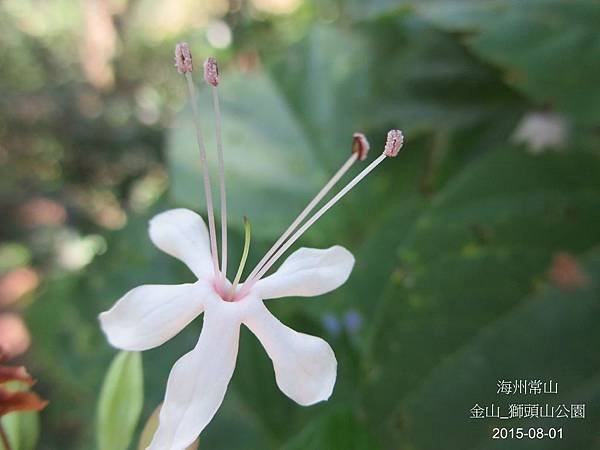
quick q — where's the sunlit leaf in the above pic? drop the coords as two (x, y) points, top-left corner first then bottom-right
(0, 381), (41, 450)
(0, 411), (40, 450)
(269, 25), (372, 170)
(96, 351), (143, 450)
(168, 72), (327, 240)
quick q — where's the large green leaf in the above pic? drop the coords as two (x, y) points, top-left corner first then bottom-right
(96, 351), (144, 450)
(269, 25), (372, 171)
(362, 146), (600, 448)
(401, 249), (600, 450)
(269, 19), (523, 147)
(424, 0), (600, 125)
(168, 72), (327, 240)
(361, 16), (523, 135)
(356, 0), (600, 125)
(168, 20), (523, 244)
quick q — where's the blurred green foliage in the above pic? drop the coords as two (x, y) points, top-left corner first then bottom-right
(96, 351), (143, 450)
(0, 0), (598, 449)
(0, 383), (40, 450)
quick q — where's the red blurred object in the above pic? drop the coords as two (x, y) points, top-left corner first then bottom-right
(550, 252), (589, 291)
(16, 197), (67, 228)
(0, 387), (47, 416)
(0, 365), (34, 386)
(0, 314), (31, 359)
(0, 268), (39, 307)
(0, 351), (48, 417)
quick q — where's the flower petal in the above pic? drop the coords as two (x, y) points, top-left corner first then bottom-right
(0, 387), (48, 416)
(99, 282), (207, 351)
(255, 246), (354, 299)
(147, 307), (240, 450)
(244, 300), (336, 406)
(148, 209), (214, 279)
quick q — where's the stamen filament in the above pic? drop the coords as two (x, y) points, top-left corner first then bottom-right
(241, 152), (389, 295)
(211, 85), (229, 280)
(204, 57), (229, 281)
(184, 72), (220, 275)
(230, 216), (251, 298)
(244, 153), (359, 285)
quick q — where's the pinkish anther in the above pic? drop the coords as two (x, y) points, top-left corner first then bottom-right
(384, 129), (404, 157)
(203, 57), (219, 87)
(352, 133), (370, 161)
(175, 43), (193, 74)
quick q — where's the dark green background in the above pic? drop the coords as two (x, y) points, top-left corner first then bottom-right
(1, 0), (598, 449)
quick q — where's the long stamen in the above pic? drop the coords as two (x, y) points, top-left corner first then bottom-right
(240, 130), (403, 295)
(175, 43), (220, 275)
(244, 133), (368, 285)
(230, 216), (251, 299)
(204, 57), (229, 281)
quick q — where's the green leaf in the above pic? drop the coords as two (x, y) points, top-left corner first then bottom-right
(364, 16), (523, 135)
(96, 351), (144, 450)
(0, 411), (40, 450)
(198, 389), (273, 450)
(168, 72), (327, 240)
(417, 0), (600, 125)
(0, 381), (41, 450)
(402, 249), (600, 450)
(269, 25), (372, 170)
(268, 19), (523, 166)
(363, 146), (600, 447)
(346, 0), (411, 20)
(347, 0), (600, 124)
(281, 409), (382, 450)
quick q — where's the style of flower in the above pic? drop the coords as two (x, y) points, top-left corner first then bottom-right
(99, 43), (404, 450)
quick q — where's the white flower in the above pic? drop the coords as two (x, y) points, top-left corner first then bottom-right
(512, 111), (568, 154)
(100, 208), (353, 449)
(99, 44), (405, 450)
